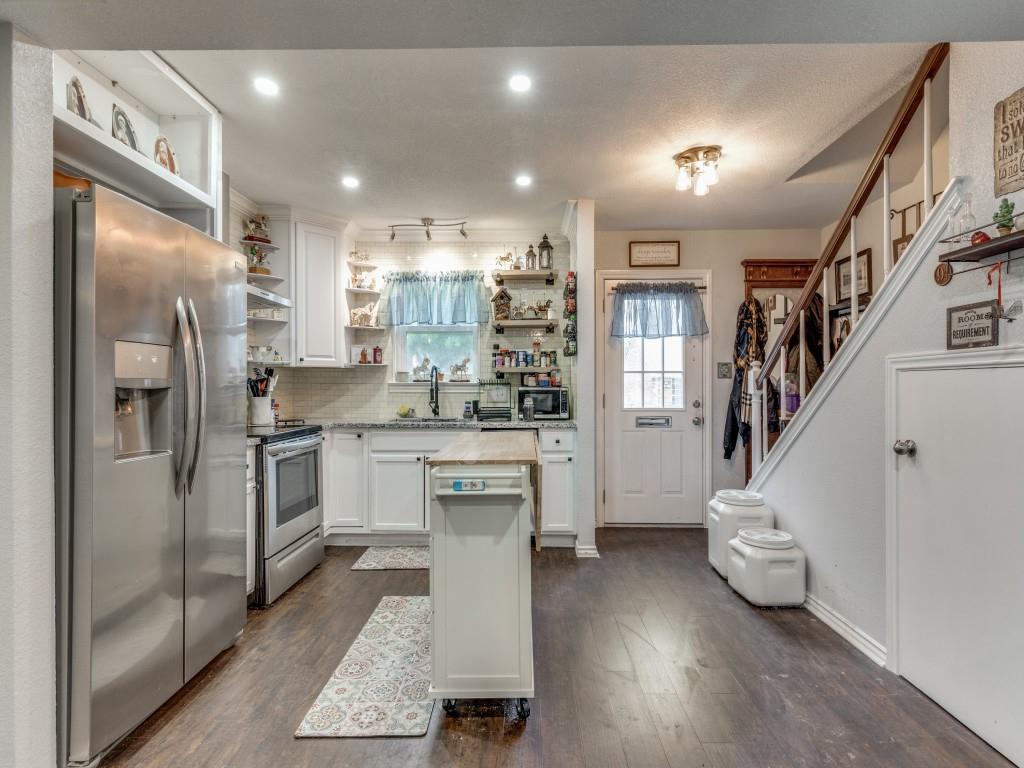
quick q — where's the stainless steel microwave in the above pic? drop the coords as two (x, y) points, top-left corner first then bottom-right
(517, 387), (571, 420)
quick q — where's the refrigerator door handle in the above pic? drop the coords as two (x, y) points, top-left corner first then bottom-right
(176, 296), (199, 496)
(186, 298), (207, 493)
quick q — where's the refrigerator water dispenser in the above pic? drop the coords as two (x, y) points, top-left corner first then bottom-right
(114, 340), (172, 460)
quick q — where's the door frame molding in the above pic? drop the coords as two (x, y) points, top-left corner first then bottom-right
(595, 268), (712, 528)
(884, 345), (1024, 673)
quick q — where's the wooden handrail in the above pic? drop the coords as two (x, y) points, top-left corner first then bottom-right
(757, 42), (950, 388)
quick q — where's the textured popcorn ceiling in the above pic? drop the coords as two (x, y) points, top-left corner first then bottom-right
(163, 43), (933, 230)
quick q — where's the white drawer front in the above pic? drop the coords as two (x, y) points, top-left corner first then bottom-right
(539, 430), (575, 452)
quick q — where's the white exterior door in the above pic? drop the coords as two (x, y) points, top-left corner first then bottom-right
(890, 353), (1024, 767)
(604, 280), (705, 525)
(370, 453), (425, 531)
(294, 221), (342, 366)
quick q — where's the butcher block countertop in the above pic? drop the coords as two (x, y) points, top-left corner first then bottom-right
(426, 431), (540, 466)
(426, 431), (544, 550)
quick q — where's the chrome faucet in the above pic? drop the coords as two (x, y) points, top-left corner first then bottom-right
(428, 365), (440, 417)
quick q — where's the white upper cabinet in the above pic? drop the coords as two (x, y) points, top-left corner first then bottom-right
(293, 221), (345, 366)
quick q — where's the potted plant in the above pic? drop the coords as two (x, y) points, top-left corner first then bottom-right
(993, 198), (1016, 236)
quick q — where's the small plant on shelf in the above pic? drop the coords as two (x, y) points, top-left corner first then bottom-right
(993, 198), (1016, 235)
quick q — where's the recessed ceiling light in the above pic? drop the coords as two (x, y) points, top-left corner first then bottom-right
(253, 77), (280, 96)
(341, 175), (360, 189)
(515, 174), (533, 188)
(509, 74), (532, 93)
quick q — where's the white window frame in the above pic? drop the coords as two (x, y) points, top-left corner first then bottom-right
(391, 323), (481, 386)
(621, 336), (687, 411)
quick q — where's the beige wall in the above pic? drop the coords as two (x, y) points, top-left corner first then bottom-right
(595, 228), (820, 495)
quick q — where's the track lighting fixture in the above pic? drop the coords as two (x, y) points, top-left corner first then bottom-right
(386, 218), (470, 241)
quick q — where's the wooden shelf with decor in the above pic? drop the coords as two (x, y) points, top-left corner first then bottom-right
(492, 270), (559, 286)
(939, 230), (1024, 264)
(492, 319), (558, 334)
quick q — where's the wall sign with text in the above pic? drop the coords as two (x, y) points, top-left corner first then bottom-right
(629, 241), (680, 267)
(947, 301), (999, 350)
(994, 86), (1024, 196)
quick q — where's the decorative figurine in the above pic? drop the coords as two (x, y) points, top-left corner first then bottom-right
(510, 304), (525, 320)
(449, 357), (471, 382)
(490, 287), (512, 321)
(512, 247), (525, 271)
(350, 302), (376, 327)
(497, 250), (514, 270)
(994, 198), (1016, 236)
(412, 356), (432, 381)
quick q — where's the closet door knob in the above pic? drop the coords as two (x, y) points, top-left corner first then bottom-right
(892, 439), (917, 457)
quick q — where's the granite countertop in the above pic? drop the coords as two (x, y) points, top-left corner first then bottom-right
(318, 419), (577, 431)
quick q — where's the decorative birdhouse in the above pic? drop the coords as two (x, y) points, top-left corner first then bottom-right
(490, 287), (513, 321)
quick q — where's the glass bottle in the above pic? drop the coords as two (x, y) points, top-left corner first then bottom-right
(956, 194), (976, 244)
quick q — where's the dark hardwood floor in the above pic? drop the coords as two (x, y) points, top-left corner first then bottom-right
(105, 529), (1011, 767)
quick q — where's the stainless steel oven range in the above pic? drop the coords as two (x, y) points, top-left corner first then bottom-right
(249, 424), (325, 605)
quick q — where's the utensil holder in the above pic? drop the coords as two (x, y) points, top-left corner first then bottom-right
(249, 395), (273, 426)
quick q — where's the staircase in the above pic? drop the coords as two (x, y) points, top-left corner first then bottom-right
(741, 44), (964, 665)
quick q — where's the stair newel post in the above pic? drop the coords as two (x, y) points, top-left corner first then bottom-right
(798, 310), (807, 405)
(749, 360), (763, 475)
(883, 153), (893, 280)
(923, 77), (933, 219)
(850, 214), (859, 327)
(822, 267), (831, 367)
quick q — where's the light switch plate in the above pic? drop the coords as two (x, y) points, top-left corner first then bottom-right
(717, 362), (733, 379)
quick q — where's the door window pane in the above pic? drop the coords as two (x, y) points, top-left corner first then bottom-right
(623, 338), (643, 371)
(643, 373), (663, 408)
(643, 338), (662, 371)
(623, 373), (643, 409)
(664, 336), (684, 372)
(663, 373), (684, 408)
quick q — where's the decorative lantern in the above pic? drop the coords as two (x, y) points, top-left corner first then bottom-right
(538, 234), (554, 270)
(525, 244), (538, 270)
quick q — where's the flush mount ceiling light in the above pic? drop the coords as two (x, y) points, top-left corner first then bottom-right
(515, 174), (533, 188)
(341, 175), (360, 189)
(509, 74), (532, 92)
(673, 145), (721, 197)
(388, 218), (469, 241)
(253, 77), (280, 96)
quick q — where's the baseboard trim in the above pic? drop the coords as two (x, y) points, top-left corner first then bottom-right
(574, 544), (600, 558)
(325, 533), (428, 547)
(804, 593), (886, 668)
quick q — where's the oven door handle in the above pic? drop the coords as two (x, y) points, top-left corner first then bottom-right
(266, 436), (322, 458)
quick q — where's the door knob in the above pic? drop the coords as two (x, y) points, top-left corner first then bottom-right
(692, 416), (704, 427)
(892, 439), (917, 457)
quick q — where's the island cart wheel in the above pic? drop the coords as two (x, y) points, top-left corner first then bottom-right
(516, 698), (530, 719)
(442, 699), (457, 714)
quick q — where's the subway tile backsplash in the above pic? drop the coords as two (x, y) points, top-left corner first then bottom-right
(272, 236), (576, 422)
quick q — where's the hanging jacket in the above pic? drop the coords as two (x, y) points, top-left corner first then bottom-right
(724, 297), (766, 460)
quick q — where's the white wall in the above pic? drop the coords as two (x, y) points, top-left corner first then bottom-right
(0, 24), (56, 768)
(595, 228), (821, 494)
(750, 41), (1024, 654)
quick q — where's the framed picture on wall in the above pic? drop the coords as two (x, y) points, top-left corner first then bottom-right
(835, 248), (872, 303)
(629, 240), (680, 267)
(893, 234), (913, 265)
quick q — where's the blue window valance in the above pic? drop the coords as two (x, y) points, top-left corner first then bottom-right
(378, 270), (489, 327)
(610, 281), (708, 339)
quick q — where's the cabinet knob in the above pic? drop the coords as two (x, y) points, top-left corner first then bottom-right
(299, 357), (305, 362)
(356, 433), (362, 438)
(568, 457), (573, 462)
(416, 456), (421, 462)
(555, 438), (561, 444)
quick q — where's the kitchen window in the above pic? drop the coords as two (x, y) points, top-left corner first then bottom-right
(622, 336), (685, 409)
(393, 324), (479, 380)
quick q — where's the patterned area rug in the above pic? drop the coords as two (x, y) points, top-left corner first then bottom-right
(296, 595), (434, 737)
(351, 546), (429, 571)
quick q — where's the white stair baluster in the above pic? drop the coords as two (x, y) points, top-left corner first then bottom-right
(749, 360), (763, 474)
(850, 215), (859, 327)
(923, 78), (933, 218)
(798, 310), (807, 406)
(822, 268), (831, 366)
(883, 154), (893, 279)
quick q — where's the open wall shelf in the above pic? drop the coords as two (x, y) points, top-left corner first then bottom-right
(492, 319), (558, 334)
(492, 269), (559, 286)
(939, 230), (1024, 263)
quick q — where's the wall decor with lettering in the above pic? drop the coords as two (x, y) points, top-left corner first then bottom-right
(629, 241), (680, 267)
(994, 86), (1024, 197)
(947, 301), (999, 351)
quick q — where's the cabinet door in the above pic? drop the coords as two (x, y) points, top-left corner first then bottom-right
(541, 453), (575, 534)
(294, 222), (342, 366)
(370, 454), (425, 531)
(245, 480), (257, 595)
(326, 432), (367, 529)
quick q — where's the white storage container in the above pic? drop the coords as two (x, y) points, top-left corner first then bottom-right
(707, 490), (774, 577)
(727, 527), (806, 607)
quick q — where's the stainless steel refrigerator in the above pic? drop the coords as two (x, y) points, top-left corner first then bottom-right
(54, 185), (247, 767)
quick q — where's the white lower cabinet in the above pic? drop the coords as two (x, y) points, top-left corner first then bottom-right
(245, 446), (256, 595)
(540, 452), (575, 534)
(370, 453), (426, 531)
(323, 431), (367, 530)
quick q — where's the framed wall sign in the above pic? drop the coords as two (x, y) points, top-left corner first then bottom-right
(835, 248), (873, 303)
(629, 240), (680, 267)
(947, 301), (999, 350)
(994, 86), (1024, 197)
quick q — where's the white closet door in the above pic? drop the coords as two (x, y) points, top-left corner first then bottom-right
(891, 354), (1024, 766)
